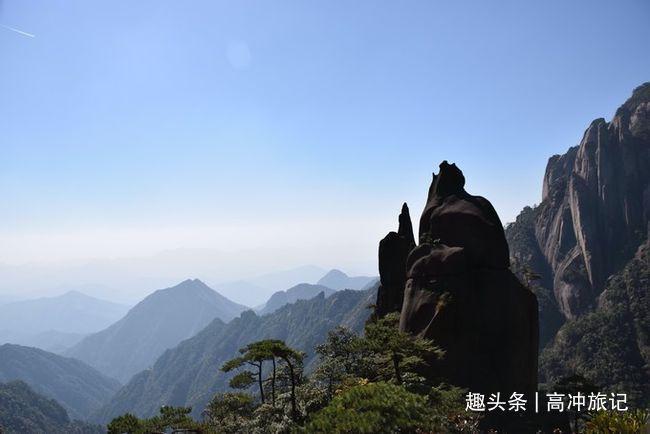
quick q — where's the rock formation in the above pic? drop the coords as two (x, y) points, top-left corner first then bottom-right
(374, 203), (415, 318)
(510, 83), (650, 320)
(375, 161), (539, 396)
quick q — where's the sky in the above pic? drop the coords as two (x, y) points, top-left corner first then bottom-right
(1, 1), (649, 299)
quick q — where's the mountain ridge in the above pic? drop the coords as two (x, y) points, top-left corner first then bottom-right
(66, 279), (247, 383)
(0, 380), (103, 433)
(257, 283), (336, 315)
(0, 291), (128, 337)
(0, 344), (120, 421)
(506, 82), (650, 406)
(94, 284), (378, 422)
(316, 269), (375, 291)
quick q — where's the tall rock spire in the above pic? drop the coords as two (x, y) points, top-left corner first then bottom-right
(374, 203), (415, 318)
(397, 202), (416, 248)
(375, 161), (539, 432)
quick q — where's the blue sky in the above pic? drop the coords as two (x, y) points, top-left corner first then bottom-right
(1, 0), (649, 275)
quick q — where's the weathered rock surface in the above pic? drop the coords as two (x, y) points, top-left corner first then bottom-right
(376, 161), (539, 396)
(374, 203), (415, 318)
(510, 83), (650, 320)
(540, 234), (650, 407)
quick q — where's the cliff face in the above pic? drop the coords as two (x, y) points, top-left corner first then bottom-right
(540, 237), (650, 407)
(375, 162), (539, 396)
(520, 83), (650, 320)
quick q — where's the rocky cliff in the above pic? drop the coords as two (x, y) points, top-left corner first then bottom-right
(375, 161), (539, 397)
(540, 237), (650, 407)
(504, 83), (650, 407)
(509, 83), (650, 321)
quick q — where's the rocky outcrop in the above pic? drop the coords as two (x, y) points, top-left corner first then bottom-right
(513, 83), (650, 319)
(374, 203), (415, 318)
(539, 235), (650, 407)
(375, 162), (539, 396)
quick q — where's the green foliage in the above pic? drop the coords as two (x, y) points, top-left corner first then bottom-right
(97, 288), (377, 422)
(104, 263), (648, 433)
(106, 413), (140, 434)
(0, 344), (120, 421)
(222, 339), (305, 421)
(313, 326), (368, 398)
(203, 392), (254, 433)
(540, 243), (650, 407)
(427, 383), (481, 432)
(107, 406), (201, 434)
(228, 371), (256, 390)
(221, 341), (274, 403)
(303, 382), (435, 433)
(585, 409), (649, 434)
(0, 381), (103, 434)
(363, 312), (442, 386)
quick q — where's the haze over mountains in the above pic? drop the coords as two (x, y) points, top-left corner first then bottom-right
(257, 269), (376, 315)
(0, 248), (376, 304)
(316, 269), (375, 291)
(0, 291), (129, 353)
(0, 291), (128, 335)
(0, 344), (120, 421)
(257, 283), (335, 315)
(0, 267), (374, 428)
(0, 381), (103, 433)
(213, 265), (331, 306)
(66, 279), (247, 383)
(95, 285), (377, 422)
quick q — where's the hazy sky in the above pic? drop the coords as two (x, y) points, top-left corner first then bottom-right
(1, 1), (649, 279)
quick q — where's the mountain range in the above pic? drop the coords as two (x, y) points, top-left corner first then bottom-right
(256, 269), (376, 314)
(0, 330), (87, 355)
(65, 279), (247, 383)
(0, 84), (646, 428)
(0, 381), (103, 434)
(506, 82), (650, 406)
(94, 284), (377, 422)
(0, 291), (129, 353)
(0, 344), (120, 421)
(215, 266), (374, 306)
(0, 290), (128, 335)
(316, 269), (375, 291)
(257, 283), (336, 315)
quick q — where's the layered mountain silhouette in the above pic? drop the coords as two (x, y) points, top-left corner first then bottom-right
(66, 279), (247, 383)
(506, 83), (650, 406)
(0, 344), (120, 421)
(0, 291), (128, 351)
(94, 285), (377, 422)
(0, 381), (103, 434)
(257, 283), (336, 315)
(316, 269), (375, 290)
(3, 330), (87, 354)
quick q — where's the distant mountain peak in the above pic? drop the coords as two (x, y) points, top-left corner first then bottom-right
(177, 278), (209, 289)
(321, 269), (348, 279)
(316, 269), (376, 291)
(60, 290), (94, 299)
(258, 283), (336, 315)
(151, 278), (216, 299)
(0, 343), (120, 421)
(66, 279), (247, 383)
